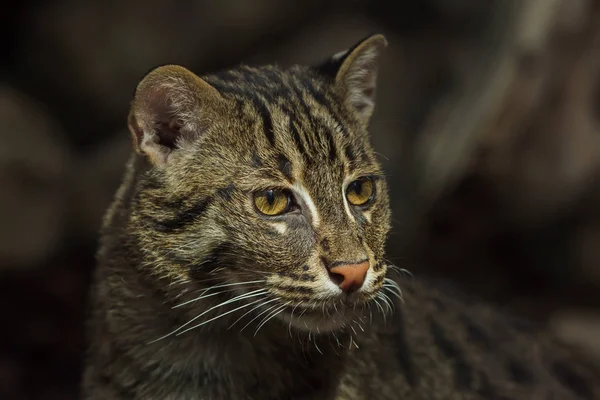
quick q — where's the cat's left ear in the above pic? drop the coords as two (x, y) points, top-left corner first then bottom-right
(314, 34), (387, 127)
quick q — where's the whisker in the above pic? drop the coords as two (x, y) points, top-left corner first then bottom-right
(380, 292), (395, 313)
(172, 287), (245, 309)
(176, 297), (267, 336)
(175, 279), (265, 308)
(373, 297), (385, 315)
(373, 297), (387, 324)
(328, 335), (340, 356)
(354, 320), (365, 332)
(384, 286), (404, 303)
(386, 264), (412, 278)
(254, 303), (289, 336)
(288, 303), (300, 337)
(240, 302), (280, 332)
(314, 337), (323, 355)
(171, 276), (217, 287)
(149, 288), (267, 343)
(378, 292), (392, 313)
(333, 331), (342, 348)
(383, 277), (404, 305)
(384, 277), (403, 289)
(227, 297), (279, 331)
(383, 282), (403, 295)
(332, 300), (339, 315)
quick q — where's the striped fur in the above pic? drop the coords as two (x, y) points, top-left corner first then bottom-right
(122, 36), (392, 327)
(82, 34), (600, 400)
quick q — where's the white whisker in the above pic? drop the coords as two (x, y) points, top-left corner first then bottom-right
(288, 303), (300, 337)
(384, 286), (404, 303)
(149, 288), (267, 343)
(227, 297), (279, 330)
(332, 300), (339, 315)
(387, 264), (412, 277)
(379, 293), (394, 313)
(254, 303), (289, 336)
(314, 337), (323, 355)
(172, 288), (237, 309)
(240, 302), (280, 332)
(333, 331), (342, 348)
(373, 297), (387, 324)
(383, 283), (402, 296)
(176, 297), (266, 336)
(355, 320), (365, 332)
(175, 280), (265, 308)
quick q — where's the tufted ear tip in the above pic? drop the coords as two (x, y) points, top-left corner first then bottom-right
(127, 65), (223, 167)
(360, 34), (388, 50)
(314, 34), (388, 127)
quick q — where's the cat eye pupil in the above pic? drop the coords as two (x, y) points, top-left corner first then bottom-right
(346, 177), (375, 206)
(266, 190), (275, 205)
(254, 189), (291, 216)
(350, 180), (363, 194)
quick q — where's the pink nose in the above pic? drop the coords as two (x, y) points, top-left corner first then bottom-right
(329, 261), (370, 293)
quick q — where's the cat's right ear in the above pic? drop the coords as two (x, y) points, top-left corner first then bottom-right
(127, 65), (225, 167)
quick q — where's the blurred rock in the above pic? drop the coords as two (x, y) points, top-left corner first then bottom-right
(409, 0), (600, 309)
(0, 87), (69, 269)
(551, 310), (600, 366)
(476, 1), (600, 226)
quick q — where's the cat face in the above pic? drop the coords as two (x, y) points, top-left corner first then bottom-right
(128, 35), (396, 334)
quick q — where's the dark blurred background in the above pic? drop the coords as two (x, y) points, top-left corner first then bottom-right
(2, 0), (600, 398)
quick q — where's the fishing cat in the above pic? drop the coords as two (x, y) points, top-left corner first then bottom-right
(81, 34), (600, 399)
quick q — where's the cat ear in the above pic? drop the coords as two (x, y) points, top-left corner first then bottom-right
(315, 34), (387, 126)
(127, 65), (224, 167)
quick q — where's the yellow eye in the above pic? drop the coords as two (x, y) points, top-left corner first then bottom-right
(254, 189), (291, 216)
(346, 177), (375, 206)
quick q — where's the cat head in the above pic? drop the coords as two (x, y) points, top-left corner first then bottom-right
(126, 34), (395, 335)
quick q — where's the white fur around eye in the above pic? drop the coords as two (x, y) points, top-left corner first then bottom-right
(341, 178), (357, 223)
(292, 183), (320, 228)
(362, 210), (372, 224)
(270, 222), (287, 235)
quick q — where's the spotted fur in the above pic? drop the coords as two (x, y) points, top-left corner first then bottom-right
(82, 34), (600, 399)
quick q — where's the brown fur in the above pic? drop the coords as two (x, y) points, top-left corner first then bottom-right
(81, 34), (600, 399)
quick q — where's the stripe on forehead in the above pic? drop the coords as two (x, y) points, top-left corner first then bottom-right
(267, 109), (320, 229)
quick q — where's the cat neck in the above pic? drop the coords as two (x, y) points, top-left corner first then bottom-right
(89, 257), (354, 398)
(93, 220), (356, 369)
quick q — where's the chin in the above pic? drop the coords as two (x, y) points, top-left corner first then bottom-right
(276, 301), (370, 334)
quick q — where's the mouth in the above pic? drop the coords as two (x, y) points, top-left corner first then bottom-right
(275, 295), (377, 333)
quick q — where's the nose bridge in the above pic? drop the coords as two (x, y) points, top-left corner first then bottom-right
(320, 206), (364, 262)
(304, 170), (364, 261)
(331, 228), (363, 258)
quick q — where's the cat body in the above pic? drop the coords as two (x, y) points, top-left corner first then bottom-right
(82, 35), (600, 399)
